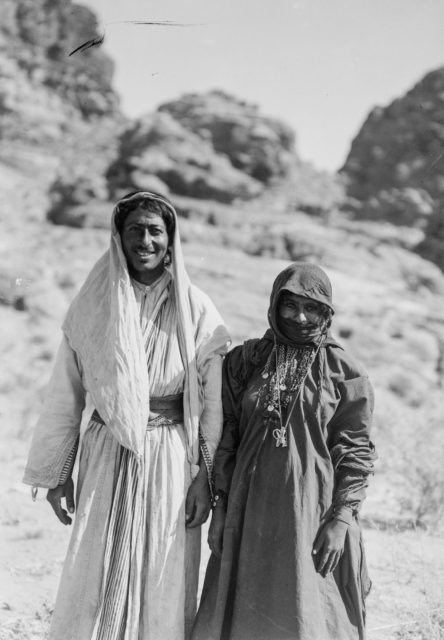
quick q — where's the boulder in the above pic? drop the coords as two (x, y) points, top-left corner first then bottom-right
(107, 112), (262, 203)
(159, 90), (296, 183)
(415, 207), (444, 271)
(346, 187), (435, 227)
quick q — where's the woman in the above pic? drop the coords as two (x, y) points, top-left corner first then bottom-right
(193, 262), (376, 640)
(23, 191), (230, 640)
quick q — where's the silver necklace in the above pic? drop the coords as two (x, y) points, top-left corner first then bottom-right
(267, 338), (322, 448)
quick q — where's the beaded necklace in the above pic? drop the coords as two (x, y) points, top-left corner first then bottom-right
(259, 337), (322, 447)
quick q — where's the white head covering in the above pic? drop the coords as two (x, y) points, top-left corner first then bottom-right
(62, 191), (229, 466)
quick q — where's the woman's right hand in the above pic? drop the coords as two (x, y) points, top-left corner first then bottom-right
(207, 507), (226, 558)
(47, 477), (75, 525)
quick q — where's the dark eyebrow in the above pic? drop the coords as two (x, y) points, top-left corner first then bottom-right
(127, 221), (165, 229)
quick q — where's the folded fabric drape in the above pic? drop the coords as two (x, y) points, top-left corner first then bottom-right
(62, 192), (230, 475)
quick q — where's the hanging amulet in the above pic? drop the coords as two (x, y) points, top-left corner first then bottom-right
(267, 404), (274, 412)
(272, 428), (288, 448)
(279, 383), (287, 391)
(262, 371), (269, 379)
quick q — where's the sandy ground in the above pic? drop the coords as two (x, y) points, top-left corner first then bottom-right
(1, 171), (443, 638)
(1, 433), (444, 640)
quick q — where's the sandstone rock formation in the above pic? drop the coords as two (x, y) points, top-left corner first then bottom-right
(416, 206), (444, 271)
(159, 90), (296, 183)
(0, 0), (123, 228)
(106, 110), (262, 204)
(1, 2), (335, 220)
(340, 67), (444, 270)
(0, 0), (118, 139)
(341, 67), (444, 208)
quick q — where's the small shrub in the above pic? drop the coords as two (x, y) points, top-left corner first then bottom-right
(283, 234), (323, 262)
(338, 327), (353, 339)
(245, 227), (323, 262)
(56, 273), (76, 289)
(393, 407), (444, 531)
(393, 607), (444, 640)
(245, 229), (288, 258)
(0, 603), (52, 640)
(388, 370), (425, 407)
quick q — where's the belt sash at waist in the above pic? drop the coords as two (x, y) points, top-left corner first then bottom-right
(90, 393), (184, 430)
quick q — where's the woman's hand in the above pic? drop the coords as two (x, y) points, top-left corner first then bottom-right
(185, 468), (211, 528)
(47, 477), (75, 525)
(207, 508), (226, 558)
(312, 519), (348, 577)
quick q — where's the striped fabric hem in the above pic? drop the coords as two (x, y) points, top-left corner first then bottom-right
(92, 447), (143, 640)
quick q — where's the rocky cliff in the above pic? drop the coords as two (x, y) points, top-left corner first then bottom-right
(105, 108), (263, 204)
(0, 0), (123, 213)
(341, 67), (444, 208)
(0, 1), (339, 219)
(340, 66), (444, 270)
(105, 90), (303, 206)
(0, 0), (119, 138)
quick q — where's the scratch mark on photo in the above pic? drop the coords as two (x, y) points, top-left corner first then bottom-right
(68, 20), (203, 57)
(68, 33), (105, 56)
(117, 20), (204, 27)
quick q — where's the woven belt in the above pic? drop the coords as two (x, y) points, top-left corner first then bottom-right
(90, 393), (184, 429)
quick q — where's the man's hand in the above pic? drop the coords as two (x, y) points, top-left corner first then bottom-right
(47, 477), (75, 525)
(185, 467), (211, 528)
(312, 519), (348, 577)
(207, 508), (226, 558)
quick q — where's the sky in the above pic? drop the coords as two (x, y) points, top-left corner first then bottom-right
(83, 0), (444, 172)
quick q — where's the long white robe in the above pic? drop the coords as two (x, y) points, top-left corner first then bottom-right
(25, 272), (226, 640)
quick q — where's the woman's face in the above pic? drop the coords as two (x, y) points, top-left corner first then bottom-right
(121, 206), (169, 284)
(278, 292), (325, 327)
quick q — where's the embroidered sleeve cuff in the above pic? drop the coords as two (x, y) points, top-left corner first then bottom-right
(58, 437), (79, 485)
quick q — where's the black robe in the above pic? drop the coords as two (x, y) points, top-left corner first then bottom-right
(193, 336), (375, 640)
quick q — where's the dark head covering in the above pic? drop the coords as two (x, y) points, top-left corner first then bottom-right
(267, 262), (334, 348)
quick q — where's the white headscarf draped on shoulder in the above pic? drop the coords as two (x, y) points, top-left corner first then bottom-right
(62, 191), (230, 472)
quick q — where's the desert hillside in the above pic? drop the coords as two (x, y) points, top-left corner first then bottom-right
(1, 2), (444, 639)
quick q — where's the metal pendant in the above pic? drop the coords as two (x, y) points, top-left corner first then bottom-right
(280, 383), (287, 391)
(267, 404), (274, 412)
(262, 372), (269, 379)
(272, 428), (288, 448)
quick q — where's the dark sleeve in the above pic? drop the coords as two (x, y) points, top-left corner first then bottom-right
(213, 346), (247, 496)
(327, 373), (377, 516)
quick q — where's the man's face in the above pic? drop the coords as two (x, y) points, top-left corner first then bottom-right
(121, 206), (169, 284)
